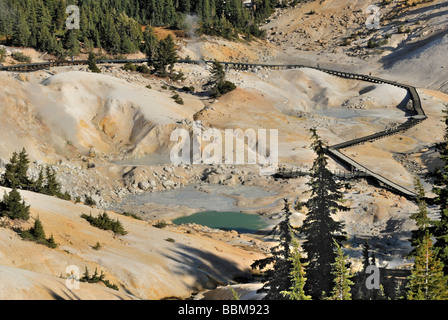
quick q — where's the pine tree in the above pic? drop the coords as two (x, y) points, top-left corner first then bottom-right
(300, 128), (349, 299)
(88, 51), (101, 73)
(64, 29), (80, 57)
(0, 188), (31, 221)
(362, 239), (370, 270)
(431, 104), (448, 274)
(17, 148), (32, 190)
(281, 228), (311, 300)
(141, 27), (159, 65)
(251, 199), (296, 300)
(13, 10), (31, 47)
(328, 241), (354, 300)
(409, 177), (431, 257)
(210, 61), (236, 98)
(407, 231), (448, 300)
(2, 152), (19, 189)
(153, 35), (178, 77)
(359, 239), (372, 300)
(33, 166), (45, 193)
(43, 166), (61, 197)
(30, 217), (46, 241)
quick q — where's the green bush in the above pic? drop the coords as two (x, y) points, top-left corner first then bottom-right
(212, 81), (237, 98)
(182, 86), (195, 93)
(0, 47), (6, 63)
(136, 64), (150, 74)
(120, 211), (142, 220)
(81, 212), (128, 235)
(153, 221), (168, 229)
(84, 196), (97, 207)
(92, 241), (101, 250)
(20, 218), (58, 248)
(122, 62), (137, 72)
(171, 93), (184, 105)
(0, 188), (30, 221)
(11, 52), (31, 63)
(367, 39), (378, 48)
(80, 267), (119, 291)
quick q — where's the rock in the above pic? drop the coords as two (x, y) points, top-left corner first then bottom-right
(149, 180), (157, 188)
(138, 181), (151, 190)
(164, 166), (174, 173)
(162, 180), (176, 189)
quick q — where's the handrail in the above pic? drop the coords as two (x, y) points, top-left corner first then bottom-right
(0, 58), (426, 198)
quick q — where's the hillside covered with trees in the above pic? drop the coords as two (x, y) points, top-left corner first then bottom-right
(0, 0), (296, 58)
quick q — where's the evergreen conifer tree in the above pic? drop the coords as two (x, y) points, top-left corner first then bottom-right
(87, 51), (101, 73)
(33, 166), (45, 194)
(281, 228), (311, 300)
(0, 188), (30, 221)
(430, 104), (448, 274)
(17, 148), (32, 190)
(141, 27), (159, 65)
(407, 231), (448, 300)
(251, 199), (296, 300)
(299, 128), (349, 299)
(2, 152), (19, 189)
(210, 61), (236, 98)
(409, 177), (431, 257)
(43, 166), (62, 197)
(328, 241), (354, 300)
(153, 35), (177, 77)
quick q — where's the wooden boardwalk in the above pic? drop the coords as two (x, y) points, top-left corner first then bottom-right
(0, 58), (426, 198)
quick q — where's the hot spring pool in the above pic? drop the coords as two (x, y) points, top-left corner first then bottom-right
(172, 210), (268, 234)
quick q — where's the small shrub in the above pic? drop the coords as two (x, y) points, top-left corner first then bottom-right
(92, 241), (101, 250)
(84, 196), (97, 207)
(165, 237), (176, 243)
(342, 38), (352, 46)
(182, 86), (195, 93)
(80, 267), (119, 291)
(11, 52), (31, 63)
(153, 221), (168, 229)
(122, 62), (137, 72)
(120, 211), (142, 220)
(397, 25), (412, 34)
(211, 80), (237, 98)
(0, 47), (6, 63)
(170, 71), (185, 82)
(81, 212), (128, 235)
(171, 93), (184, 105)
(20, 218), (58, 248)
(136, 64), (150, 74)
(367, 39), (378, 48)
(146, 84), (152, 89)
(161, 85), (168, 90)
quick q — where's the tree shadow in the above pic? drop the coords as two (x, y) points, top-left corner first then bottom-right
(161, 243), (255, 294)
(379, 27), (448, 68)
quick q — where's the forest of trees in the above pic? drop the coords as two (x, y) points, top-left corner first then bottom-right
(0, 0), (297, 58)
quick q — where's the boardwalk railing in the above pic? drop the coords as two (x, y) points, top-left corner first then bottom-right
(0, 58), (426, 198)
